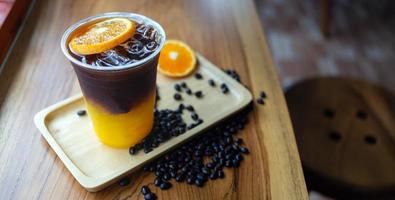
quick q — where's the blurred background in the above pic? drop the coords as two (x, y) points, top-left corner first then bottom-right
(255, 0), (395, 199)
(255, 0), (395, 90)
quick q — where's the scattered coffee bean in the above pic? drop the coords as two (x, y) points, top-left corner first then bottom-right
(260, 91), (267, 98)
(256, 98), (264, 105)
(144, 193), (156, 200)
(195, 73), (203, 79)
(178, 103), (185, 112)
(77, 110), (86, 116)
(186, 89), (193, 95)
(224, 69), (241, 82)
(159, 181), (172, 190)
(208, 79), (216, 87)
(129, 147), (138, 155)
(118, 177), (130, 186)
(181, 82), (188, 88)
(195, 91), (203, 98)
(154, 178), (162, 186)
(239, 147), (250, 154)
(220, 83), (229, 94)
(217, 170), (225, 178)
(186, 105), (194, 112)
(191, 113), (199, 121)
(195, 178), (204, 187)
(174, 93), (182, 101)
(174, 84), (182, 92)
(141, 185), (151, 195)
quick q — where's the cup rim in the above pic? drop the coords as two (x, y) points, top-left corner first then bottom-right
(60, 12), (166, 71)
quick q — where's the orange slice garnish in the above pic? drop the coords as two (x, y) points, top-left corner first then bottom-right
(158, 40), (196, 77)
(69, 18), (136, 55)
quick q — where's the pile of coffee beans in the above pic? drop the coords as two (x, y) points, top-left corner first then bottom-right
(120, 69), (264, 200)
(134, 101), (252, 199)
(129, 104), (203, 154)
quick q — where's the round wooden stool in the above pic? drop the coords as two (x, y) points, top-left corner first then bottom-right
(285, 77), (395, 200)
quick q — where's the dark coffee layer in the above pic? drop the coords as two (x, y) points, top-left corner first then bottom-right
(69, 20), (161, 113)
(72, 57), (157, 113)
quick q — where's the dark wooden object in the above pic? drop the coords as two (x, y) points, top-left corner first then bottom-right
(286, 77), (395, 199)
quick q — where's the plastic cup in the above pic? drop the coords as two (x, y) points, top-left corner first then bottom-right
(60, 12), (166, 148)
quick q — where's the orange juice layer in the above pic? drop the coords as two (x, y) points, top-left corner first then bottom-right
(85, 93), (155, 148)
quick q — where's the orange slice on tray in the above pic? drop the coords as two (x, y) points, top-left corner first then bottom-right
(158, 40), (196, 77)
(69, 18), (136, 55)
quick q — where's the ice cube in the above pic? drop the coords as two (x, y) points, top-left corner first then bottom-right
(96, 49), (131, 66)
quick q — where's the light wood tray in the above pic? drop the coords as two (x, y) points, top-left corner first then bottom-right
(34, 54), (252, 192)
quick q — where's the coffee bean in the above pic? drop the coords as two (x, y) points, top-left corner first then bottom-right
(217, 170), (225, 178)
(174, 84), (182, 92)
(181, 82), (188, 88)
(186, 105), (194, 112)
(195, 91), (203, 98)
(260, 91), (267, 98)
(186, 89), (192, 95)
(77, 110), (86, 116)
(232, 159), (240, 167)
(206, 162), (215, 169)
(195, 178), (204, 187)
(195, 73), (203, 79)
(235, 154), (243, 161)
(154, 178), (162, 186)
(163, 173), (171, 181)
(235, 138), (243, 144)
(174, 93), (182, 101)
(187, 177), (195, 185)
(141, 185), (151, 195)
(256, 98), (264, 105)
(176, 174), (186, 182)
(159, 181), (172, 190)
(118, 177), (130, 186)
(191, 113), (199, 121)
(178, 103), (185, 111)
(221, 84), (229, 94)
(129, 147), (138, 155)
(209, 172), (218, 180)
(239, 147), (250, 154)
(208, 79), (216, 87)
(196, 174), (206, 182)
(144, 193), (156, 200)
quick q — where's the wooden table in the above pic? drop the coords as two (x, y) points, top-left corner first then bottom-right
(0, 0), (308, 199)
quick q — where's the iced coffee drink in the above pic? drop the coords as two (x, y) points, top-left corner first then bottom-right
(61, 13), (165, 148)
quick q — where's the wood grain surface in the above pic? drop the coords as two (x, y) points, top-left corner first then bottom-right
(0, 0), (308, 199)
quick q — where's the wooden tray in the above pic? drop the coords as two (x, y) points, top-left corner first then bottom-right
(34, 54), (252, 192)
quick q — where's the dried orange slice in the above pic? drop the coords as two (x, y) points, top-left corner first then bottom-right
(69, 18), (135, 55)
(158, 40), (196, 77)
